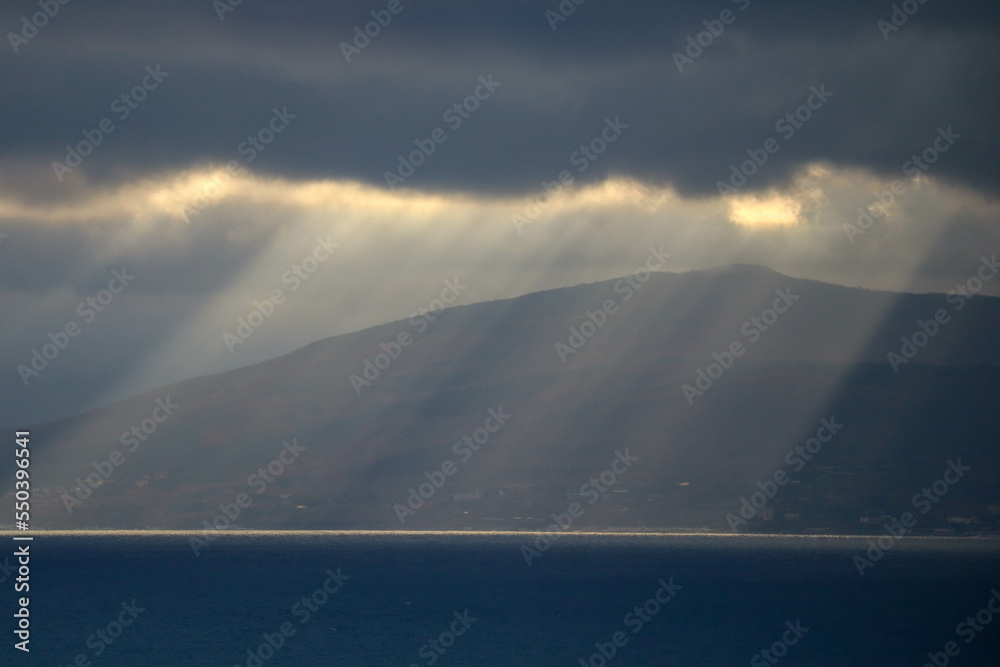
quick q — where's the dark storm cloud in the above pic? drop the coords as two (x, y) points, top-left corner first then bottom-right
(1, 0), (998, 198)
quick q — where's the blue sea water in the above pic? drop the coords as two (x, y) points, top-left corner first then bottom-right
(4, 532), (999, 666)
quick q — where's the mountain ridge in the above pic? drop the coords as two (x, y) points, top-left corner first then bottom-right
(5, 264), (999, 533)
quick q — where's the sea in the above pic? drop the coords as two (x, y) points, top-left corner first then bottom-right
(3, 532), (998, 666)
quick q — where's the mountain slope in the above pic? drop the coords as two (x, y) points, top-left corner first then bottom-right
(5, 265), (1000, 532)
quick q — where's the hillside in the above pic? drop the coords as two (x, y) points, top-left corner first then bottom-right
(4, 264), (1000, 533)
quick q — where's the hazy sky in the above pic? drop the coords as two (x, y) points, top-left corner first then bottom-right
(1, 0), (998, 424)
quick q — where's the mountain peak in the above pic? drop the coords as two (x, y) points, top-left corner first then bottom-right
(7, 268), (999, 532)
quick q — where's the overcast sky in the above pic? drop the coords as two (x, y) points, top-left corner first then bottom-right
(1, 0), (998, 425)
